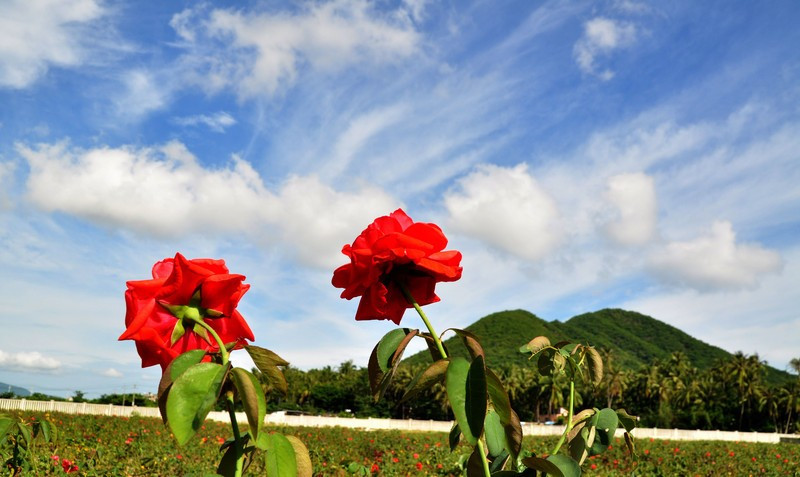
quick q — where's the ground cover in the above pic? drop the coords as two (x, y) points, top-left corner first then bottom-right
(2, 412), (797, 476)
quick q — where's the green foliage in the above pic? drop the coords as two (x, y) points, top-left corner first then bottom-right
(406, 308), (792, 385)
(0, 413), (57, 475)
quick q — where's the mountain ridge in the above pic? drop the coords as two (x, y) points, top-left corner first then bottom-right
(404, 308), (791, 384)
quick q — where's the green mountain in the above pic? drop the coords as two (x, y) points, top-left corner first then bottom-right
(405, 308), (792, 384)
(0, 382), (31, 397)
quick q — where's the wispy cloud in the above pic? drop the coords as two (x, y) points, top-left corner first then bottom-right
(171, 0), (420, 98)
(172, 112), (237, 132)
(0, 0), (108, 88)
(573, 17), (637, 80)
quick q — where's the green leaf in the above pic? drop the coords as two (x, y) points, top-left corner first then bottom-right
(264, 433), (298, 477)
(489, 450), (509, 474)
(367, 328), (418, 399)
(260, 364), (289, 396)
(231, 368), (266, 443)
(595, 408), (619, 436)
(420, 332), (447, 361)
(446, 356), (487, 445)
(377, 328), (413, 373)
(17, 420), (30, 443)
(444, 328), (485, 359)
(486, 368), (512, 425)
(245, 346), (290, 369)
(0, 416), (15, 439)
(449, 423), (461, 451)
(616, 409), (638, 432)
(401, 358), (449, 403)
(584, 347), (603, 386)
(546, 454), (581, 477)
(519, 336), (550, 355)
(623, 431), (636, 456)
(483, 410), (506, 458)
(170, 349), (209, 381)
(166, 362), (227, 445)
(521, 456), (562, 476)
(216, 444), (239, 477)
(39, 419), (52, 443)
(466, 447), (486, 477)
(285, 436), (312, 477)
(537, 349), (556, 376)
(158, 349), (207, 423)
(504, 409), (523, 460)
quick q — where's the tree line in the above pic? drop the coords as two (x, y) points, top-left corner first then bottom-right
(258, 353), (800, 434)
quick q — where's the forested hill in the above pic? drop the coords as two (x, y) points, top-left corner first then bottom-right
(404, 308), (791, 384)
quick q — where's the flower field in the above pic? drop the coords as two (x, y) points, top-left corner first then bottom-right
(2, 412), (798, 476)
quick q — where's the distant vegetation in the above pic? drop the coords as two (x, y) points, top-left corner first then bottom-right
(6, 309), (798, 434)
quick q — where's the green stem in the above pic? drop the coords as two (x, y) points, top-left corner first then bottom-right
(399, 282), (492, 477)
(398, 283), (447, 359)
(226, 391), (244, 477)
(551, 380), (575, 456)
(189, 317), (230, 365)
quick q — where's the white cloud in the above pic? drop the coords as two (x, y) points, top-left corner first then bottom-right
(19, 141), (270, 237)
(603, 172), (657, 245)
(0, 0), (106, 88)
(17, 140), (399, 269)
(173, 112), (237, 132)
(625, 247), (800, 369)
(0, 350), (61, 371)
(649, 220), (782, 291)
(114, 70), (169, 119)
(269, 175), (400, 268)
(173, 0), (420, 98)
(101, 368), (122, 378)
(445, 164), (561, 261)
(573, 17), (637, 80)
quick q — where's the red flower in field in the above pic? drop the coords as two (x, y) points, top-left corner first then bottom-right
(590, 464), (597, 470)
(119, 253), (254, 370)
(61, 459), (78, 473)
(332, 209), (462, 324)
(371, 463), (380, 473)
(729, 451), (735, 457)
(415, 462), (423, 470)
(413, 453), (419, 459)
(392, 457), (399, 463)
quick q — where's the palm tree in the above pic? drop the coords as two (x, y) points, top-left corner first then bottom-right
(723, 352), (766, 431)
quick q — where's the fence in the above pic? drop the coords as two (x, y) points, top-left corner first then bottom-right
(1, 399), (793, 444)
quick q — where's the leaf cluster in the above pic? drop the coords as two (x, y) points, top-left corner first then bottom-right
(157, 346), (310, 477)
(0, 413), (57, 474)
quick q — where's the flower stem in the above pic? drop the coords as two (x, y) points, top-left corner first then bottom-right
(226, 391), (244, 477)
(397, 283), (447, 359)
(551, 380), (575, 456)
(188, 317), (230, 365)
(399, 282), (492, 477)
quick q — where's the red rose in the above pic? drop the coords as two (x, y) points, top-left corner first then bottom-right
(61, 459), (78, 473)
(332, 209), (462, 324)
(119, 253), (255, 370)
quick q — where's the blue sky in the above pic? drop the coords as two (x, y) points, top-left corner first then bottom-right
(0, 0), (798, 398)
